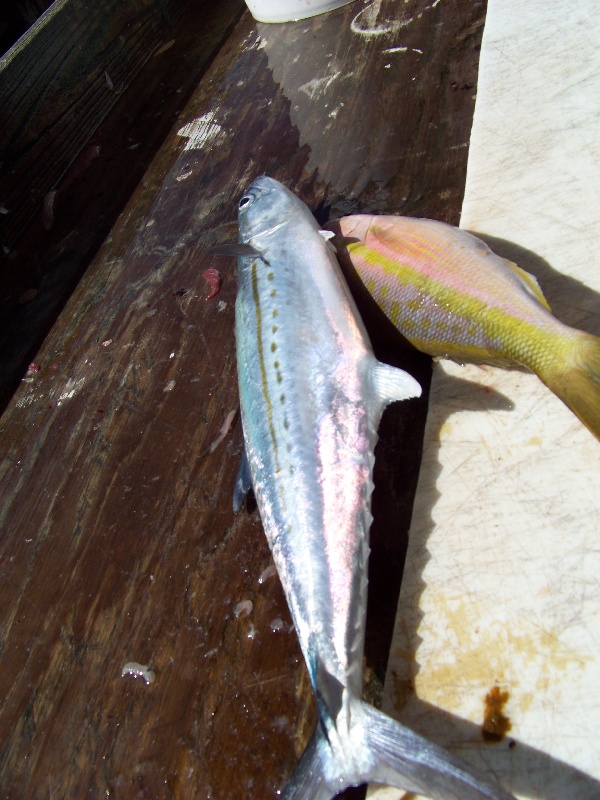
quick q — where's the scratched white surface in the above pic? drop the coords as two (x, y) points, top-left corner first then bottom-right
(370, 1), (600, 798)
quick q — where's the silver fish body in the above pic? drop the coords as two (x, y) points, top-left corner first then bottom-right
(233, 176), (515, 800)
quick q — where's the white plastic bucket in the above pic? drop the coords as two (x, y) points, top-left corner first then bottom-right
(244, 0), (355, 23)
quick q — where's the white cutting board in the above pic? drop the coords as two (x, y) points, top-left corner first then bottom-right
(370, 0), (600, 797)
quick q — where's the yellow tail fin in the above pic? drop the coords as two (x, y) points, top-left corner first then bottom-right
(540, 331), (600, 441)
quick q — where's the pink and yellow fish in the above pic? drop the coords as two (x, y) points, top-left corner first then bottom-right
(326, 214), (600, 440)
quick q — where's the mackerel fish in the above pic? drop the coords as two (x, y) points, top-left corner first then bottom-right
(227, 177), (516, 800)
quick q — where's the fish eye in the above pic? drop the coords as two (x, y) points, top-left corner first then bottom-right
(239, 195), (253, 209)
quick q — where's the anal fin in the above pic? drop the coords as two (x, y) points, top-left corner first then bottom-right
(233, 448), (254, 513)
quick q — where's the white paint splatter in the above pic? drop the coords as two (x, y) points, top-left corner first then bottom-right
(245, 31), (267, 51)
(382, 46), (424, 56)
(121, 662), (156, 684)
(351, 0), (408, 36)
(298, 71), (341, 100)
(164, 380), (175, 392)
(178, 112), (224, 152)
(352, 0), (440, 37)
(56, 376), (85, 406)
(15, 392), (39, 409)
(176, 169), (194, 182)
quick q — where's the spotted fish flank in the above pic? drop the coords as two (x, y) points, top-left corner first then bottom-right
(229, 177), (516, 800)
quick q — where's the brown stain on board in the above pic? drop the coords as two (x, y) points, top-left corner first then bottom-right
(481, 685), (511, 743)
(392, 590), (591, 728)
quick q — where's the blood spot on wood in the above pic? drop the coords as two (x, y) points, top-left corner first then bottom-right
(203, 268), (221, 300)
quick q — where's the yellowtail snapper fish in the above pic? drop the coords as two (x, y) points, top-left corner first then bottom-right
(326, 214), (600, 440)
(216, 177), (516, 799)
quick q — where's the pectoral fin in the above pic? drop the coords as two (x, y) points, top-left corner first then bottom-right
(319, 230), (337, 253)
(209, 243), (263, 258)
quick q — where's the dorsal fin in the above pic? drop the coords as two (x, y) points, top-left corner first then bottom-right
(505, 259), (552, 311)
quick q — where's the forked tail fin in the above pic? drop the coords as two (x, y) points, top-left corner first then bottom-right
(361, 702), (515, 800)
(281, 698), (516, 800)
(538, 330), (600, 441)
(280, 730), (332, 800)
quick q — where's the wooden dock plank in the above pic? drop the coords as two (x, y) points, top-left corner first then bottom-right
(0, 0), (246, 413)
(1, 0), (188, 252)
(0, 1), (486, 796)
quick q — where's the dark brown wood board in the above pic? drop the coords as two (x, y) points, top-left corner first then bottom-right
(0, 1), (486, 797)
(0, 0), (246, 413)
(0, 0), (191, 252)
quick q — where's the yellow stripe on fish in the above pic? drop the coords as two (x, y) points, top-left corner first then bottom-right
(328, 214), (600, 441)
(345, 239), (570, 371)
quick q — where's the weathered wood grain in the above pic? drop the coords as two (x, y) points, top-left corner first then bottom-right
(0, 0), (246, 413)
(0, 1), (486, 797)
(0, 1), (54, 56)
(1, 0), (185, 252)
